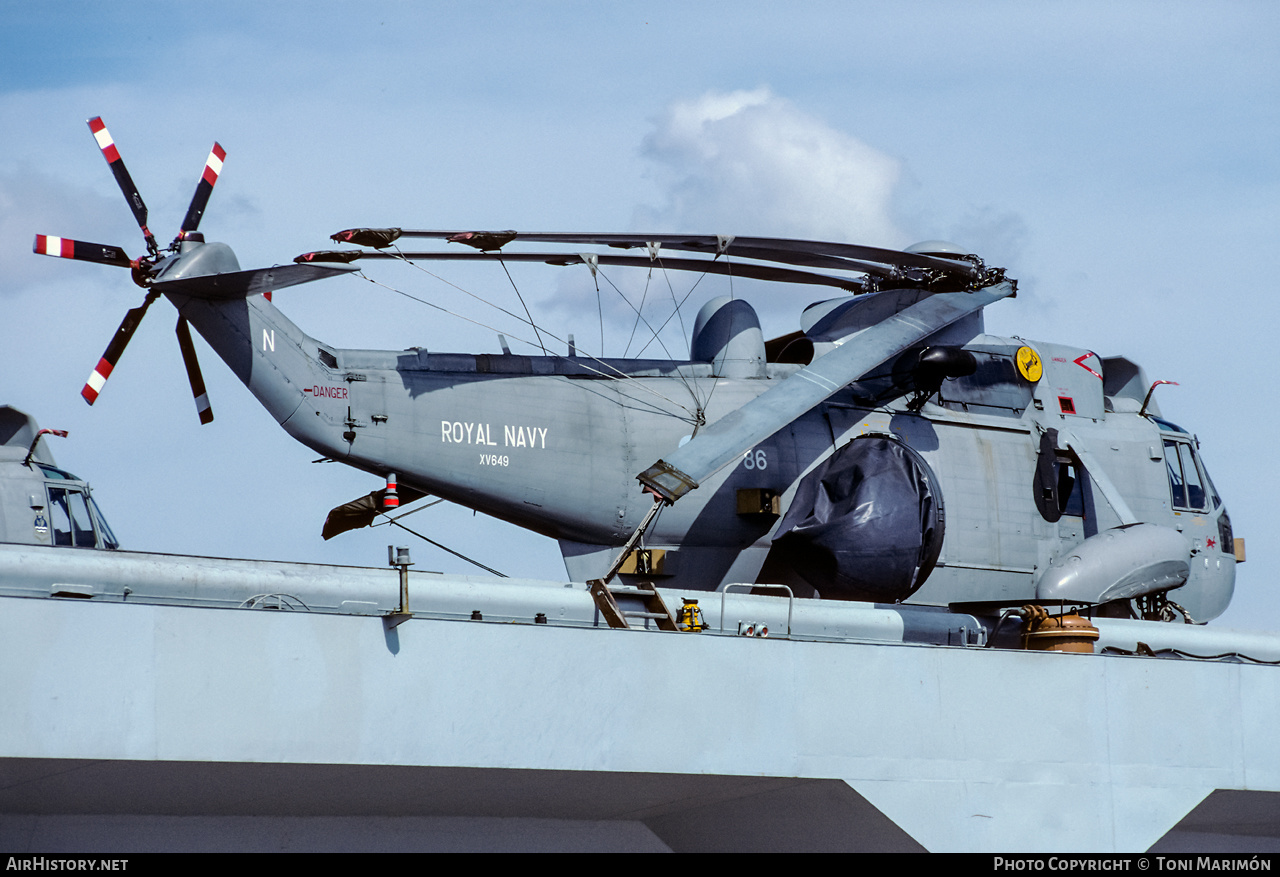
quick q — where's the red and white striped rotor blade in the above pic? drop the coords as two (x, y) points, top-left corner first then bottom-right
(82, 292), (159, 406)
(33, 234), (132, 268)
(87, 116), (159, 255)
(175, 317), (214, 424)
(180, 142), (226, 235)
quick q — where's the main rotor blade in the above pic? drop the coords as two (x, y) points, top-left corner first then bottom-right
(637, 282), (1017, 503)
(87, 117), (158, 256)
(366, 229), (982, 280)
(82, 291), (160, 405)
(175, 317), (213, 425)
(180, 142), (226, 235)
(152, 262), (358, 299)
(296, 249), (866, 293)
(33, 235), (132, 268)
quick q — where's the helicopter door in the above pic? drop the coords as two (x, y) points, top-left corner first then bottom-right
(47, 486), (98, 548)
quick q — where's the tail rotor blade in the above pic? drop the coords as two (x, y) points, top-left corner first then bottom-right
(180, 142), (226, 235)
(82, 291), (159, 405)
(87, 117), (159, 256)
(175, 317), (214, 424)
(33, 234), (132, 268)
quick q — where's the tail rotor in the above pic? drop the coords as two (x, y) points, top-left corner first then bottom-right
(35, 117), (228, 422)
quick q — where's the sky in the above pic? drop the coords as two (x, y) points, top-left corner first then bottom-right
(2, 1), (1278, 630)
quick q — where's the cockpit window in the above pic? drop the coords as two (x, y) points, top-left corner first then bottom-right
(1151, 416), (1189, 434)
(1178, 443), (1206, 509)
(1200, 454), (1222, 510)
(1164, 439), (1214, 512)
(89, 496), (119, 549)
(48, 486), (97, 547)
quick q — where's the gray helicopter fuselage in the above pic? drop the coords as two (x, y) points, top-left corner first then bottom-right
(167, 288), (1236, 621)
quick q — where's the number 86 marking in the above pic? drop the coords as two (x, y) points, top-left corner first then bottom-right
(743, 449), (768, 470)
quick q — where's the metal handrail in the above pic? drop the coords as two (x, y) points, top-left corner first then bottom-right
(719, 583), (794, 638)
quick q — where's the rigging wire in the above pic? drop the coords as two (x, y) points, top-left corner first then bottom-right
(697, 254), (734, 417)
(495, 256), (546, 355)
(370, 497), (508, 577)
(382, 498), (446, 517)
(355, 266), (703, 422)
(635, 262), (710, 358)
(663, 261), (692, 352)
(622, 266), (654, 358)
(597, 266), (683, 365)
(378, 513), (508, 577)
(376, 245), (715, 419)
(594, 270), (605, 357)
(594, 263), (704, 412)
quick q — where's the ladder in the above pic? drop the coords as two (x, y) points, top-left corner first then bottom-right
(587, 578), (679, 631)
(586, 497), (680, 631)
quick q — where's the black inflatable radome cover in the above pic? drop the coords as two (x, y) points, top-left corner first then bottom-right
(772, 436), (945, 601)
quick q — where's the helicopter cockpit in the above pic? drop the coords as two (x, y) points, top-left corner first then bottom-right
(32, 464), (119, 550)
(1154, 417), (1233, 560)
(1155, 419), (1220, 513)
(0, 406), (119, 550)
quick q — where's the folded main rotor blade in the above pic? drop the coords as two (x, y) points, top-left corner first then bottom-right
(175, 317), (213, 425)
(296, 250), (866, 293)
(33, 235), (132, 268)
(691, 242), (895, 277)
(371, 229), (981, 279)
(87, 117), (158, 256)
(637, 282), (1017, 502)
(82, 291), (160, 405)
(180, 142), (226, 235)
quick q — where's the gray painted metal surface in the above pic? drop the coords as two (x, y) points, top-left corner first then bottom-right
(1, 572), (1278, 852)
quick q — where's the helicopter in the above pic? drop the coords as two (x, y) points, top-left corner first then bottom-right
(32, 118), (1242, 623)
(0, 405), (119, 551)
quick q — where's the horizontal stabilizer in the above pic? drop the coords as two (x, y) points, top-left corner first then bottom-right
(154, 262), (358, 300)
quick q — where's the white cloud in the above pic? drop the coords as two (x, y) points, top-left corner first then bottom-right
(535, 88), (916, 350)
(635, 88), (905, 246)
